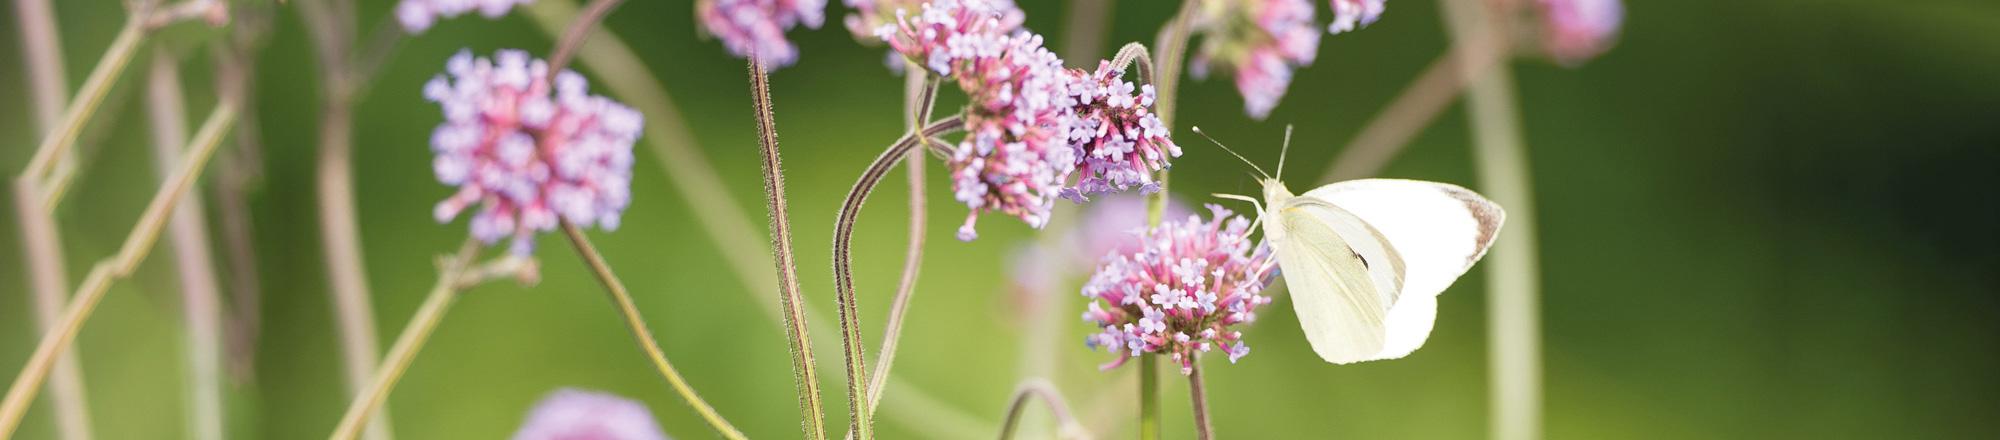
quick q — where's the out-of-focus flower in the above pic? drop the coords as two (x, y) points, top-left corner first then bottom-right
(1083, 205), (1276, 373)
(1328, 0), (1385, 34)
(883, 0), (1076, 241)
(395, 0), (534, 33)
(511, 389), (669, 440)
(1189, 0), (1322, 119)
(698, 0), (827, 69)
(847, 0), (1021, 73)
(1061, 62), (1181, 202)
(1535, 0), (1622, 66)
(1070, 194), (1190, 264)
(426, 49), (642, 255)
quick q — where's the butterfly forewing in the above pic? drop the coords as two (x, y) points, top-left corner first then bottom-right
(1303, 178), (1505, 359)
(1271, 198), (1407, 364)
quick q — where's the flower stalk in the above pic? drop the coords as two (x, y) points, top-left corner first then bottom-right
(326, 240), (483, 440)
(559, 223), (749, 440)
(145, 48), (228, 440)
(863, 67), (941, 415)
(1188, 363), (1213, 440)
(997, 378), (1088, 440)
(1139, 2), (1200, 436)
(0, 102), (238, 439)
(747, 55), (828, 440)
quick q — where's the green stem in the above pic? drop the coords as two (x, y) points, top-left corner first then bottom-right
(22, 17), (147, 188)
(747, 56), (828, 440)
(326, 240), (481, 440)
(561, 224), (749, 440)
(1139, 355), (1161, 440)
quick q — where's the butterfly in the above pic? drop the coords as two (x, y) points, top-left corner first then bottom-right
(1202, 126), (1506, 364)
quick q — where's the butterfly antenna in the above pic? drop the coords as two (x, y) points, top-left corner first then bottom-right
(1276, 124), (1293, 181)
(1192, 126), (1269, 179)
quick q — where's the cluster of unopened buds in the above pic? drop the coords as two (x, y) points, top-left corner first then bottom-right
(424, 49), (643, 255)
(1083, 205), (1277, 373)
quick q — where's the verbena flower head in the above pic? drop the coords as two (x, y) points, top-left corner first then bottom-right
(1328, 0), (1385, 34)
(1083, 205), (1277, 374)
(698, 0), (827, 69)
(883, 0), (1076, 241)
(1189, 0), (1322, 119)
(511, 388), (668, 440)
(426, 49), (642, 255)
(850, 0), (1022, 72)
(1061, 61), (1181, 203)
(1536, 0), (1622, 66)
(395, 0), (534, 33)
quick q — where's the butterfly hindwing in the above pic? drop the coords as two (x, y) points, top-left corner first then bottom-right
(1271, 197), (1406, 364)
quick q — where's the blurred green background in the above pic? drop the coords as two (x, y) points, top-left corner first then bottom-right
(3, 0), (1997, 438)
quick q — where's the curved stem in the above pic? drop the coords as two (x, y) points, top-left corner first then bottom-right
(863, 69), (939, 414)
(832, 116), (966, 440)
(1187, 362), (1213, 440)
(0, 103), (237, 439)
(561, 224), (749, 440)
(326, 240), (481, 440)
(748, 56), (828, 440)
(996, 379), (1085, 440)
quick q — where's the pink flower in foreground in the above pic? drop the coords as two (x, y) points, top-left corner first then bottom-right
(1328, 0), (1385, 34)
(1083, 205), (1277, 374)
(698, 0), (827, 69)
(395, 0), (534, 33)
(426, 49), (642, 255)
(1062, 62), (1181, 202)
(511, 389), (668, 440)
(1537, 0), (1622, 66)
(883, 0), (1076, 241)
(1190, 0), (1322, 119)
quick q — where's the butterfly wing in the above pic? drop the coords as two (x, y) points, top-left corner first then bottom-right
(1304, 178), (1505, 359)
(1270, 197), (1407, 364)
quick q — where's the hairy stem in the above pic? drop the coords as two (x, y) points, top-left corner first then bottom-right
(1438, 1), (1542, 439)
(997, 379), (1086, 440)
(832, 117), (966, 440)
(0, 103), (237, 439)
(560, 223), (749, 440)
(862, 69), (939, 415)
(1188, 362), (1213, 440)
(748, 56), (829, 440)
(327, 240), (481, 440)
(145, 49), (227, 440)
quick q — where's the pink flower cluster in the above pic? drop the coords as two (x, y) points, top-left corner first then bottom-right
(510, 389), (667, 440)
(395, 0), (534, 33)
(1190, 0), (1322, 119)
(1537, 0), (1622, 66)
(1083, 205), (1277, 374)
(698, 0), (827, 69)
(1062, 61), (1180, 203)
(1328, 0), (1386, 34)
(847, 0), (1021, 72)
(881, 0), (1183, 240)
(426, 49), (642, 255)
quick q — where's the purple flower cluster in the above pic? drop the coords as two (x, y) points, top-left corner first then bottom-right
(510, 389), (668, 440)
(698, 0), (827, 69)
(1328, 0), (1386, 34)
(426, 49), (643, 255)
(1537, 0), (1622, 66)
(848, 0), (1021, 72)
(395, 0), (534, 33)
(880, 0), (1183, 240)
(1083, 205), (1276, 374)
(1062, 61), (1180, 203)
(1190, 0), (1322, 119)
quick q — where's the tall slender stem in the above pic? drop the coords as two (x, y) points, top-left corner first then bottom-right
(145, 49), (227, 440)
(11, 2), (95, 439)
(560, 224), (749, 440)
(545, 0), (625, 75)
(747, 56), (828, 440)
(22, 17), (147, 186)
(832, 117), (966, 440)
(1187, 362), (1213, 440)
(1140, 3), (1197, 437)
(996, 378), (1085, 440)
(0, 103), (237, 439)
(294, 2), (393, 438)
(326, 241), (481, 440)
(863, 68), (939, 414)
(519, 3), (992, 434)
(1438, 1), (1542, 439)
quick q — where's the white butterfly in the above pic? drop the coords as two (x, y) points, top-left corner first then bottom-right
(1203, 127), (1505, 364)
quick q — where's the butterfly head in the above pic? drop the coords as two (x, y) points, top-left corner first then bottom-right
(1261, 178), (1293, 208)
